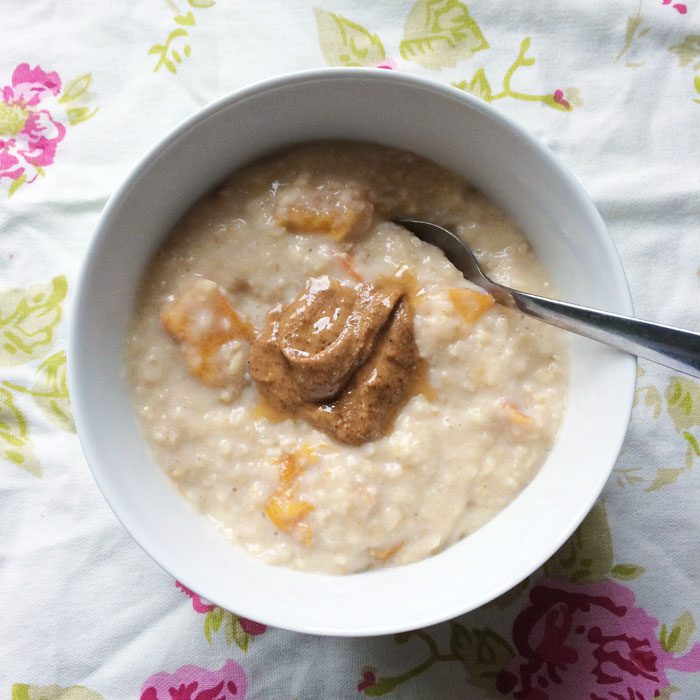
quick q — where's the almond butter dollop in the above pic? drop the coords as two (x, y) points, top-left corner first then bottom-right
(249, 276), (419, 445)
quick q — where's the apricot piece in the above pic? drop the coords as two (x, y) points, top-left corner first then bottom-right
(501, 401), (536, 428)
(370, 542), (403, 562)
(275, 183), (374, 240)
(265, 495), (314, 530)
(161, 278), (253, 386)
(448, 287), (494, 323)
(264, 448), (317, 543)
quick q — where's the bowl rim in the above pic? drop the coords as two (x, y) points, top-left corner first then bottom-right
(69, 67), (636, 636)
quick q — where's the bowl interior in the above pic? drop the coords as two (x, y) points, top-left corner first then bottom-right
(70, 69), (635, 636)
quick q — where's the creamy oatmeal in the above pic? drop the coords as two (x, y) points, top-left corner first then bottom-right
(126, 141), (568, 574)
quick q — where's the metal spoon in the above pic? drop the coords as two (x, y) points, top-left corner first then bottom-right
(396, 219), (700, 378)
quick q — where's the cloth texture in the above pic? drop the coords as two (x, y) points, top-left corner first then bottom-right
(1, 1), (699, 698)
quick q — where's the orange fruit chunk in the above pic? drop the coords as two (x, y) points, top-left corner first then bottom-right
(265, 495), (315, 530)
(274, 185), (374, 241)
(161, 278), (253, 386)
(501, 401), (535, 427)
(370, 542), (403, 562)
(448, 287), (494, 323)
(264, 448), (317, 542)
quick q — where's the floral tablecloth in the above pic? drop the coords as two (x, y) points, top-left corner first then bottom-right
(2, 1), (699, 698)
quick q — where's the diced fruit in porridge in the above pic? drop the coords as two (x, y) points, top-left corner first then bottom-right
(448, 287), (494, 323)
(501, 400), (536, 428)
(370, 542), (403, 561)
(265, 495), (314, 530)
(274, 181), (374, 240)
(264, 448), (317, 541)
(161, 277), (253, 387)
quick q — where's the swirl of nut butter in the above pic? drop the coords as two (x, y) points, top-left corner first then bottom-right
(249, 276), (419, 445)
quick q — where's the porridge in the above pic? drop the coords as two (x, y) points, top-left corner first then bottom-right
(126, 141), (568, 574)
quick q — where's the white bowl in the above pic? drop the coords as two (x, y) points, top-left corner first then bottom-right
(69, 68), (635, 636)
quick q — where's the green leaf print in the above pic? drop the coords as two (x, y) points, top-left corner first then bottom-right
(635, 384), (663, 418)
(400, 0), (488, 70)
(149, 0), (215, 75)
(613, 8), (645, 65)
(543, 501), (613, 582)
(628, 374), (698, 492)
(57, 73), (99, 126)
(452, 38), (577, 111)
(314, 8), (386, 67)
(364, 677), (404, 696)
(149, 29), (189, 74)
(223, 611), (250, 651)
(611, 563), (646, 580)
(0, 276), (67, 366)
(204, 606), (224, 644)
(449, 623), (514, 693)
(232, 617), (250, 652)
(58, 74), (93, 104)
(454, 67), (492, 100)
(66, 106), (99, 126)
(660, 612), (696, 653)
(665, 377), (700, 432)
(12, 684), (104, 700)
(668, 35), (700, 68)
(1, 388), (41, 476)
(8, 174), (26, 198)
(359, 624), (515, 696)
(174, 11), (196, 27)
(645, 386), (662, 418)
(685, 432), (700, 456)
(646, 467), (688, 492)
(204, 608), (255, 651)
(3, 351), (74, 432)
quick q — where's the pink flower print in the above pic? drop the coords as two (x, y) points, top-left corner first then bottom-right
(3, 63), (61, 107)
(552, 90), (571, 111)
(176, 580), (268, 636)
(662, 0), (688, 13)
(176, 581), (217, 613)
(238, 617), (268, 636)
(376, 58), (396, 70)
(140, 660), (247, 700)
(1, 63), (66, 186)
(0, 143), (22, 181)
(357, 670), (377, 692)
(496, 578), (700, 699)
(17, 110), (66, 166)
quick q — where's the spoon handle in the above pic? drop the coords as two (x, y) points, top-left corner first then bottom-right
(493, 286), (700, 378)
